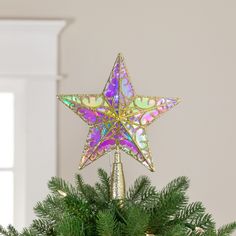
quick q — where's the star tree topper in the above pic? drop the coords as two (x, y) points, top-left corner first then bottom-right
(57, 54), (180, 172)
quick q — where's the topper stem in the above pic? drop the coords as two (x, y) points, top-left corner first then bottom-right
(110, 148), (126, 200)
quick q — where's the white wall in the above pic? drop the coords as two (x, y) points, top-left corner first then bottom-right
(0, 0), (235, 231)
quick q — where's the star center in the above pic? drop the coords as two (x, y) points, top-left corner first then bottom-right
(115, 114), (126, 122)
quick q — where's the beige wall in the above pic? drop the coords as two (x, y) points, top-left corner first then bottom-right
(1, 0), (236, 231)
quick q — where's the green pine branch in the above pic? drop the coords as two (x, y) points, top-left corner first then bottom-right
(123, 206), (149, 236)
(217, 222), (236, 236)
(96, 210), (117, 236)
(0, 169), (235, 236)
(31, 219), (55, 235)
(76, 173), (99, 205)
(149, 176), (189, 233)
(177, 202), (205, 221)
(127, 176), (151, 202)
(0, 226), (9, 236)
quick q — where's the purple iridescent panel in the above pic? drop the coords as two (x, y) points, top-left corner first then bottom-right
(57, 95), (113, 125)
(157, 97), (179, 113)
(119, 62), (134, 109)
(118, 125), (143, 159)
(103, 54), (134, 114)
(81, 122), (150, 168)
(124, 96), (180, 127)
(103, 60), (120, 113)
(120, 122), (153, 170)
(80, 122), (116, 168)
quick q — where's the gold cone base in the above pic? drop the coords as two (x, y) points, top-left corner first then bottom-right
(110, 148), (125, 200)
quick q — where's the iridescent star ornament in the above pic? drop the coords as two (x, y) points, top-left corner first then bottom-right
(57, 54), (180, 172)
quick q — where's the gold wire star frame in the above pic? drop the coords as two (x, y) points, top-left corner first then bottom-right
(57, 53), (180, 172)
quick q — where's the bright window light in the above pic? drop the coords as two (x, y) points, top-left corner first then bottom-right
(0, 171), (13, 227)
(0, 93), (14, 168)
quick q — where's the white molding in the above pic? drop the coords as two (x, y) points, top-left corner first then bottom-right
(0, 20), (66, 75)
(0, 168), (12, 171)
(0, 20), (66, 34)
(0, 74), (65, 81)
